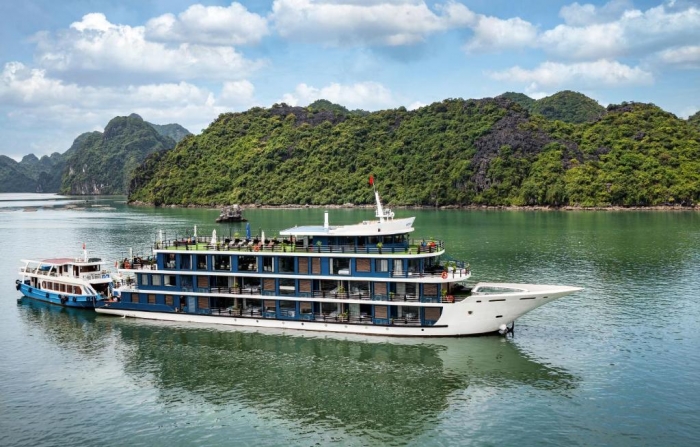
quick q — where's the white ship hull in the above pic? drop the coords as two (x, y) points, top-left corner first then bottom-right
(96, 282), (581, 337)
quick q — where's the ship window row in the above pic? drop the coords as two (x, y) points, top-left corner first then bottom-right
(119, 292), (442, 326)
(40, 281), (83, 295)
(137, 275), (448, 303)
(160, 253), (442, 277)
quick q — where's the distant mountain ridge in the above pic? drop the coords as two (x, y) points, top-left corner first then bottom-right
(60, 114), (178, 195)
(0, 115), (191, 194)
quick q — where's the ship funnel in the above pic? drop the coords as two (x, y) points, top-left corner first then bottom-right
(324, 211), (329, 228)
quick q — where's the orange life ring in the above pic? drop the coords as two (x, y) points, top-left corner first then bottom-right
(441, 271), (448, 279)
(447, 295), (454, 303)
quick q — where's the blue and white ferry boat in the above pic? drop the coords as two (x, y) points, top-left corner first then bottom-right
(16, 245), (113, 308)
(96, 191), (582, 336)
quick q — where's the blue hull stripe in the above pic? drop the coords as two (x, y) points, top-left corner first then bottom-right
(17, 283), (98, 309)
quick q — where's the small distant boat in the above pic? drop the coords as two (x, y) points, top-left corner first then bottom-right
(215, 204), (247, 223)
(16, 244), (114, 308)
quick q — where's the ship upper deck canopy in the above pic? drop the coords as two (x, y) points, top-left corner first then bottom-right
(280, 217), (415, 237)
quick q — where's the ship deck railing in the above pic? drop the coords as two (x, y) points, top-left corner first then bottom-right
(209, 307), (425, 326)
(156, 238), (445, 255)
(196, 287), (468, 303)
(125, 263), (470, 279)
(18, 267), (109, 281)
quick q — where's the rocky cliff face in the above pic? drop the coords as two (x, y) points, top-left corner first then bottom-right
(60, 115), (176, 195)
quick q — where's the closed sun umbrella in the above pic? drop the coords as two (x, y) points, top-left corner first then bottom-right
(246, 222), (251, 239)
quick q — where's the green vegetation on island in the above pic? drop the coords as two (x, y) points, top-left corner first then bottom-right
(128, 96), (700, 208)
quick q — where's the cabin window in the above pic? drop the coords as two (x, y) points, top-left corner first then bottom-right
(148, 294), (156, 304)
(212, 276), (228, 290)
(375, 259), (389, 272)
(164, 275), (176, 287)
(214, 255), (230, 271)
(300, 301), (312, 314)
(60, 283), (66, 292)
(321, 302), (341, 316)
(279, 300), (296, 316)
(152, 275), (162, 286)
(349, 281), (370, 298)
(279, 257), (294, 273)
(74, 286), (82, 294)
(240, 278), (260, 293)
(330, 258), (350, 275)
(279, 278), (296, 295)
(165, 295), (174, 306)
(140, 273), (149, 285)
(396, 282), (417, 299)
(238, 255), (257, 272)
(181, 276), (193, 291)
(180, 255), (192, 270)
(196, 255), (207, 270)
(166, 253), (176, 269)
(262, 256), (274, 272)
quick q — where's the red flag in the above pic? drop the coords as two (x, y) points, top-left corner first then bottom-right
(369, 175), (374, 186)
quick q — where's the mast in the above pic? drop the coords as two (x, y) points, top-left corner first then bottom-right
(374, 188), (394, 223)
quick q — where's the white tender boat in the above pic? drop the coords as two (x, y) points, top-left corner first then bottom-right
(17, 245), (113, 308)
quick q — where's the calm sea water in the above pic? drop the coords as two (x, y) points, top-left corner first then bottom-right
(1, 194), (699, 446)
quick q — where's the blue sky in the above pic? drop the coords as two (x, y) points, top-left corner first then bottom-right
(1, 0), (699, 160)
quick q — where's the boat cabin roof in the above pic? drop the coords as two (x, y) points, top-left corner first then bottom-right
(22, 258), (106, 267)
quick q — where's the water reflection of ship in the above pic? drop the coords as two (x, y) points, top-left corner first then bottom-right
(112, 322), (577, 443)
(17, 297), (111, 354)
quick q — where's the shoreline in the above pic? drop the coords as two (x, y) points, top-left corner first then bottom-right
(128, 200), (699, 212)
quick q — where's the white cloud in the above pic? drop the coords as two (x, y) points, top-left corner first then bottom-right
(33, 13), (265, 83)
(656, 45), (700, 67)
(559, 0), (633, 26)
(220, 80), (256, 107)
(271, 0), (476, 46)
(0, 62), (256, 157)
(280, 81), (396, 110)
(540, 3), (700, 60)
(407, 100), (426, 110)
(0, 62), (82, 106)
(464, 15), (538, 52)
(146, 2), (269, 46)
(489, 59), (653, 90)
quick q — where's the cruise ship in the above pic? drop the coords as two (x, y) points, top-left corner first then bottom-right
(95, 191), (582, 336)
